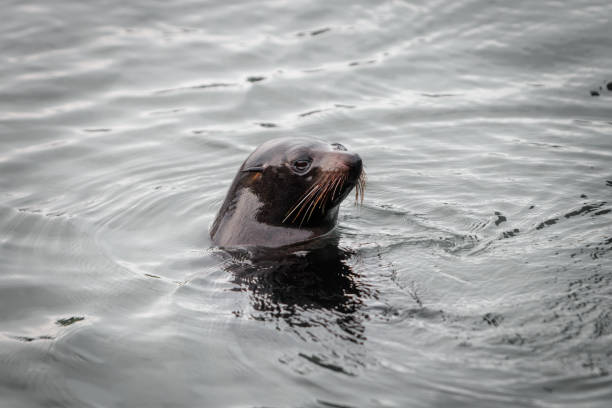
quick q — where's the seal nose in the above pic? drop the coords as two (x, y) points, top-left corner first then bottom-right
(345, 153), (362, 181)
(320, 150), (363, 181)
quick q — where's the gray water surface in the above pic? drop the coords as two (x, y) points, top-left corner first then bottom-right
(1, 1), (612, 407)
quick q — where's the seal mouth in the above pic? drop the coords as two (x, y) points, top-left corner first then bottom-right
(282, 167), (366, 227)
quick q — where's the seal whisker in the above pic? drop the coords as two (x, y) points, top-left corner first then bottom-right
(295, 190), (320, 225)
(331, 172), (344, 200)
(293, 188), (321, 223)
(329, 173), (342, 195)
(283, 183), (321, 224)
(294, 173), (333, 226)
(315, 174), (332, 204)
(355, 169), (366, 204)
(305, 175), (333, 223)
(317, 174), (336, 210)
(362, 170), (367, 201)
(326, 174), (340, 203)
(287, 187), (318, 222)
(325, 174), (338, 201)
(306, 173), (336, 224)
(302, 194), (319, 225)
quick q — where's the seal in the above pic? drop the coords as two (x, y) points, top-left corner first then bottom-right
(210, 137), (365, 248)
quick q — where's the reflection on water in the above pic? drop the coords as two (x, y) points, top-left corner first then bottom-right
(222, 239), (373, 344)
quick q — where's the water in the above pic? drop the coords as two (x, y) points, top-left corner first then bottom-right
(1, 0), (611, 406)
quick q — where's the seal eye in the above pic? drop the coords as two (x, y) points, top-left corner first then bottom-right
(332, 143), (347, 151)
(292, 159), (311, 173)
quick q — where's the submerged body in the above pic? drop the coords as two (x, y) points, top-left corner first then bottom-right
(210, 137), (364, 248)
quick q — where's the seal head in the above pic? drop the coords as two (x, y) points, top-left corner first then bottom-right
(210, 137), (365, 248)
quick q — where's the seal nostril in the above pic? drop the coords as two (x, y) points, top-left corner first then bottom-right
(343, 153), (362, 180)
(354, 157), (363, 178)
(355, 156), (362, 169)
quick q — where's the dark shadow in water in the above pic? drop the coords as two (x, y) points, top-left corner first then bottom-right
(220, 237), (373, 344)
